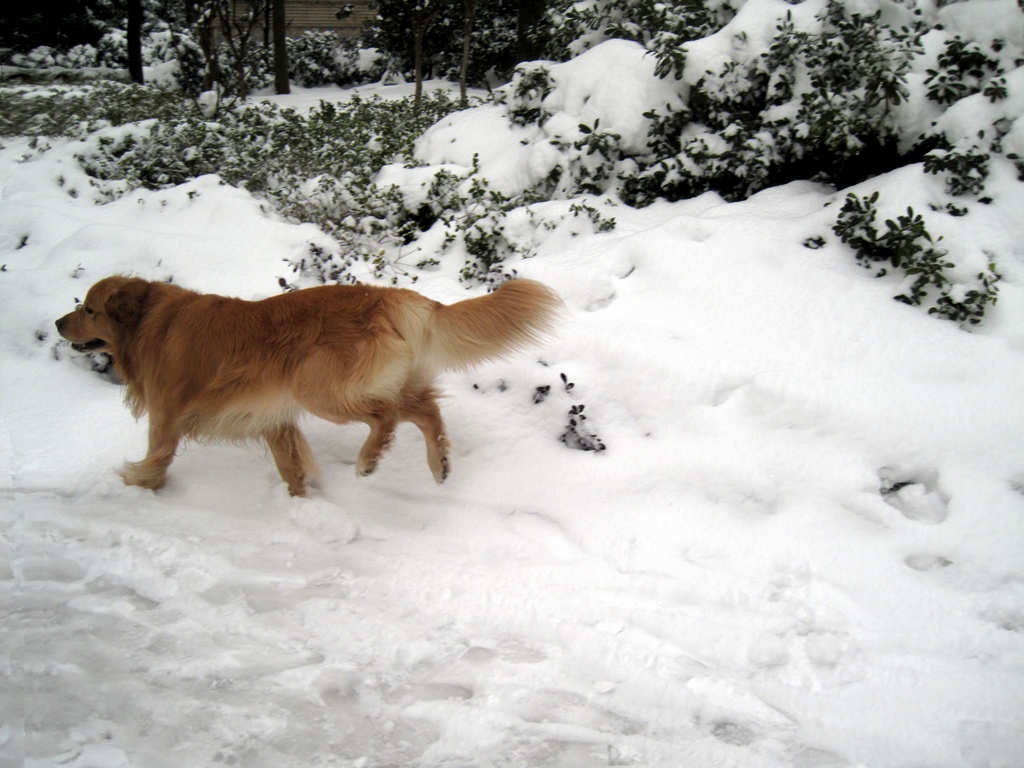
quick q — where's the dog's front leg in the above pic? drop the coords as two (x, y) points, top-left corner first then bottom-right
(121, 412), (181, 491)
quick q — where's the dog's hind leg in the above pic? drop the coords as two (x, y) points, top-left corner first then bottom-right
(121, 412), (181, 491)
(400, 387), (450, 484)
(356, 411), (398, 478)
(266, 422), (319, 497)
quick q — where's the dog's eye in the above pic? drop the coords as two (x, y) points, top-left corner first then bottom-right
(82, 305), (95, 315)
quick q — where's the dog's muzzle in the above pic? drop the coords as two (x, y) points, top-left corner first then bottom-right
(55, 316), (107, 352)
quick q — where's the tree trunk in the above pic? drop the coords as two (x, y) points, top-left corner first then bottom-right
(264, 0), (272, 47)
(460, 0), (477, 104)
(127, 0), (145, 84)
(272, 0), (290, 94)
(412, 14), (426, 109)
(411, 3), (440, 111)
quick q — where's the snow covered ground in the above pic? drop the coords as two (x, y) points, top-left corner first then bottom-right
(4, 67), (1024, 768)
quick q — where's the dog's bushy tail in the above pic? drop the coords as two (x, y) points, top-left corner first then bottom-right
(429, 280), (563, 372)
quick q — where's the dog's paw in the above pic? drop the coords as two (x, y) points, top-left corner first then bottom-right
(356, 457), (378, 478)
(434, 456), (450, 485)
(121, 462), (167, 491)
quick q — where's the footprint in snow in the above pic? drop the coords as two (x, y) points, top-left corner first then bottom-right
(460, 639), (549, 665)
(585, 285), (616, 311)
(386, 682), (475, 704)
(289, 498), (359, 543)
(711, 721), (758, 747)
(979, 596), (1024, 632)
(904, 553), (953, 572)
(879, 468), (948, 524)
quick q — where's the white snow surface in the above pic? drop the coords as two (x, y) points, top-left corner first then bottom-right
(4, 85), (1024, 768)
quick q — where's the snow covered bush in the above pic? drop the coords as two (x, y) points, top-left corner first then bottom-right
(8, 21), (379, 96)
(540, 0), (728, 64)
(11, 25), (172, 73)
(923, 147), (990, 197)
(333, 38), (385, 87)
(214, 39), (272, 97)
(536, 0), (1020, 211)
(925, 35), (1009, 106)
(0, 82), (192, 139)
(620, 0), (923, 204)
(394, 0), (1022, 321)
(95, 29), (130, 70)
(7, 23), (208, 95)
(68, 89), (464, 282)
(286, 32), (384, 88)
(831, 191), (999, 325)
(57, 45), (102, 69)
(493, 63), (631, 199)
(10, 42), (104, 72)
(286, 31), (341, 88)
(483, 41), (682, 196)
(383, 41), (665, 280)
(455, 1), (929, 207)
(168, 30), (207, 97)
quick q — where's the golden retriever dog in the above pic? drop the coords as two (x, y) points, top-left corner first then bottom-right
(55, 276), (561, 496)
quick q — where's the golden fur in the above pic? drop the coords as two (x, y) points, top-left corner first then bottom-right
(55, 276), (561, 496)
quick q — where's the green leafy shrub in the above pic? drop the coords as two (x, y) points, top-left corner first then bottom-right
(540, 0), (721, 66)
(623, 1), (921, 205)
(9, 82), (620, 287)
(832, 191), (999, 325)
(287, 31), (343, 88)
(9, 23), (198, 86)
(0, 81), (198, 138)
(925, 36), (1005, 105)
(66, 88), (465, 281)
(493, 64), (634, 201)
(556, 121), (623, 196)
(499, 64), (555, 127)
(923, 147), (990, 197)
(285, 32), (381, 88)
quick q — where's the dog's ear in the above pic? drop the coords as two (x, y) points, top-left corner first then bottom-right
(105, 279), (151, 327)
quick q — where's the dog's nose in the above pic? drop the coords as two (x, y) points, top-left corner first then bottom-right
(56, 316), (66, 334)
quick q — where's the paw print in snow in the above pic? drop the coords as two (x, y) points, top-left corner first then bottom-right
(880, 468), (948, 524)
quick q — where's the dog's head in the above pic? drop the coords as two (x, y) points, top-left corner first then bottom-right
(55, 276), (151, 354)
